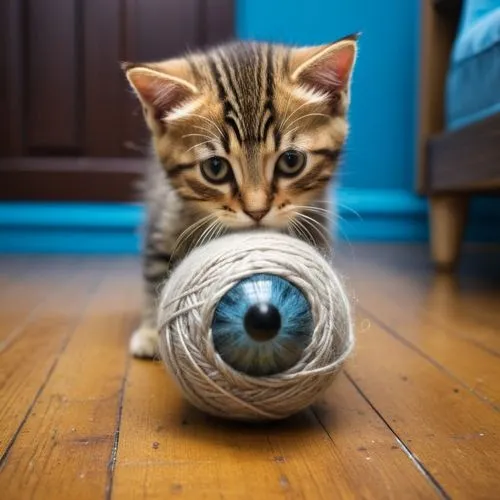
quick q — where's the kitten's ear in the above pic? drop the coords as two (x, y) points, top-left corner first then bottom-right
(123, 59), (199, 132)
(289, 34), (358, 108)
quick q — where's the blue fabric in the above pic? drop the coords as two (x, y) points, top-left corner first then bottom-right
(446, 2), (500, 129)
(459, 0), (500, 29)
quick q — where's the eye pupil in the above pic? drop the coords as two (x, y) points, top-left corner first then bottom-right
(285, 151), (299, 167)
(211, 158), (222, 174)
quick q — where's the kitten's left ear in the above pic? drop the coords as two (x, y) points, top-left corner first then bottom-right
(289, 34), (359, 107)
(122, 59), (200, 134)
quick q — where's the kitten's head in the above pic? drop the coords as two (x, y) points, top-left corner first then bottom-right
(124, 35), (357, 230)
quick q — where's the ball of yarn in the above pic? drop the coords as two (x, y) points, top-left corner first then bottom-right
(158, 231), (354, 421)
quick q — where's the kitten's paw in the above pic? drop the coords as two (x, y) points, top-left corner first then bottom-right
(129, 326), (159, 359)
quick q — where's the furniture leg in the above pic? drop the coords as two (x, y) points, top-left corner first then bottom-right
(429, 195), (468, 271)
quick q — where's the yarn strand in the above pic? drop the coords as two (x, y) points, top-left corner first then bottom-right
(158, 231), (354, 421)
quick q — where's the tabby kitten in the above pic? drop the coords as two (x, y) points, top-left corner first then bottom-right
(124, 34), (358, 358)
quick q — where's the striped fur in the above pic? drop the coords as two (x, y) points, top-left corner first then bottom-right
(124, 36), (358, 357)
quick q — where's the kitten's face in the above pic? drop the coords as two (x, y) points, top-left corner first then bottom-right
(125, 38), (357, 231)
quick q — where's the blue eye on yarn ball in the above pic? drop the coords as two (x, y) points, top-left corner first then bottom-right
(212, 274), (313, 376)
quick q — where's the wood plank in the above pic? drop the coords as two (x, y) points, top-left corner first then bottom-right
(0, 257), (37, 283)
(0, 259), (100, 456)
(0, 260), (140, 499)
(396, 271), (500, 355)
(27, 0), (79, 152)
(0, 258), (80, 345)
(110, 358), (437, 499)
(345, 315), (500, 499)
(2, 247), (500, 498)
(338, 256), (500, 407)
(314, 375), (439, 499)
(462, 303), (500, 332)
(0, 256), (43, 274)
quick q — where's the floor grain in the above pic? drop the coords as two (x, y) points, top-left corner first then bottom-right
(0, 246), (499, 499)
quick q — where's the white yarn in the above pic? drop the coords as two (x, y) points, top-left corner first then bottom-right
(158, 231), (354, 420)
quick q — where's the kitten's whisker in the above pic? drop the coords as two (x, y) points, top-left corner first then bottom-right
(192, 125), (220, 141)
(202, 220), (223, 248)
(294, 212), (331, 248)
(182, 113), (225, 139)
(300, 214), (329, 244)
(292, 217), (317, 245)
(195, 219), (219, 250)
(287, 218), (300, 240)
(331, 213), (354, 245)
(214, 222), (226, 241)
(284, 113), (330, 134)
(336, 203), (363, 221)
(279, 92), (295, 132)
(186, 140), (215, 153)
(216, 221), (226, 241)
(296, 211), (330, 233)
(282, 126), (302, 139)
(287, 220), (300, 241)
(172, 214), (216, 258)
(182, 133), (215, 142)
(191, 225), (212, 253)
(293, 205), (336, 224)
(279, 100), (315, 132)
(293, 205), (331, 215)
(172, 224), (209, 259)
(196, 219), (218, 247)
(304, 198), (333, 204)
(204, 220), (222, 246)
(288, 218), (311, 244)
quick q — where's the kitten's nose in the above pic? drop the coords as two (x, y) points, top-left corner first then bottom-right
(245, 208), (269, 222)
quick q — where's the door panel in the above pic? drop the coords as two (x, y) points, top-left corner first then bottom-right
(83, 0), (124, 157)
(27, 0), (80, 154)
(0, 0), (235, 201)
(0, 0), (24, 156)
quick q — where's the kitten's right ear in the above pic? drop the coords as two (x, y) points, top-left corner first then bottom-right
(289, 34), (359, 111)
(122, 60), (199, 132)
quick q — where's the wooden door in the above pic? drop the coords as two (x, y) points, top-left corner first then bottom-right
(0, 0), (234, 201)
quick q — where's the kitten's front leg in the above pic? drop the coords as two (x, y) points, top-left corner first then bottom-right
(130, 249), (172, 358)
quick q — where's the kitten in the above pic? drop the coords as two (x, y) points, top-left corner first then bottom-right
(124, 35), (358, 358)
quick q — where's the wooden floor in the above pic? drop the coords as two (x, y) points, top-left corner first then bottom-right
(0, 245), (499, 499)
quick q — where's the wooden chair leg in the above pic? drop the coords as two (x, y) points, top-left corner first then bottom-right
(429, 195), (468, 271)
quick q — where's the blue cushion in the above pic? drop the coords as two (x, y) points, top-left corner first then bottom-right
(458, 0), (500, 30)
(446, 3), (500, 129)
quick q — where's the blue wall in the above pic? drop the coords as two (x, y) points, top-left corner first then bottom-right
(237, 0), (419, 191)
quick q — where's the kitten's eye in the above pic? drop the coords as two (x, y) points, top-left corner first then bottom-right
(276, 150), (307, 177)
(200, 157), (232, 184)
